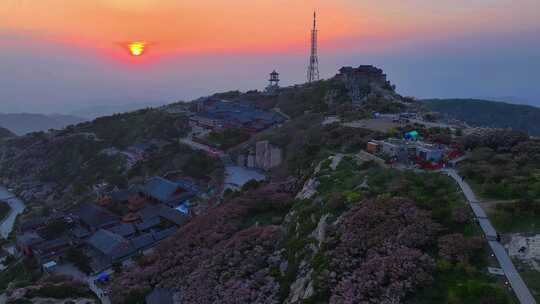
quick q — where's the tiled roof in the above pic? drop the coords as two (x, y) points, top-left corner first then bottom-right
(72, 203), (119, 229)
(132, 233), (155, 251)
(34, 237), (71, 253)
(175, 179), (199, 194)
(136, 216), (161, 231)
(139, 204), (188, 226)
(110, 189), (136, 202)
(194, 112), (225, 120)
(87, 229), (133, 260)
(143, 177), (185, 204)
(159, 206), (188, 226)
(71, 225), (91, 239)
(108, 223), (135, 237)
(152, 227), (177, 241)
(196, 100), (285, 128)
(139, 205), (162, 221)
(17, 232), (44, 246)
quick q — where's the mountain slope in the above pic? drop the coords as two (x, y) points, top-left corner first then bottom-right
(0, 108), (215, 212)
(111, 157), (508, 304)
(0, 113), (87, 135)
(3, 66), (515, 303)
(423, 99), (540, 135)
(0, 127), (16, 142)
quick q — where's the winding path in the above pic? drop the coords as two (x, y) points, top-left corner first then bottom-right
(0, 186), (26, 239)
(444, 169), (536, 304)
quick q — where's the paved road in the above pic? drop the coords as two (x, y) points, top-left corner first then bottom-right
(88, 271), (112, 304)
(445, 169), (536, 304)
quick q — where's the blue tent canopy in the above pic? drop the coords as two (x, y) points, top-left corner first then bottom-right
(97, 273), (110, 282)
(405, 131), (419, 140)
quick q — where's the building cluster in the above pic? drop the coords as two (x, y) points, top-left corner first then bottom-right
(367, 134), (454, 169)
(15, 176), (199, 273)
(237, 140), (283, 171)
(369, 138), (444, 161)
(190, 99), (286, 133)
(101, 140), (168, 169)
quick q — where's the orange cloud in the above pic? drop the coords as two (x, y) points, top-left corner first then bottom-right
(1, 0), (538, 61)
(0, 1), (382, 58)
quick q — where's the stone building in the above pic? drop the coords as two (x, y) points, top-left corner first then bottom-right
(255, 141), (283, 170)
(237, 141), (283, 171)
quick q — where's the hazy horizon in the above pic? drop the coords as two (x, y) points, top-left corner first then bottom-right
(1, 0), (539, 114)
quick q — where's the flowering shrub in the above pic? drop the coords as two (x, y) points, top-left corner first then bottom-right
(325, 198), (439, 303)
(111, 183), (293, 303)
(438, 233), (484, 264)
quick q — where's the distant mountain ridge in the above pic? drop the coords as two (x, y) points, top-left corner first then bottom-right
(422, 99), (540, 135)
(69, 102), (168, 119)
(0, 113), (87, 135)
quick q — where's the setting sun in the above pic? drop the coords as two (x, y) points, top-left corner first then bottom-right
(128, 41), (146, 56)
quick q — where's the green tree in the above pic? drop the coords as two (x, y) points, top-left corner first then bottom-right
(66, 248), (93, 274)
(112, 261), (123, 274)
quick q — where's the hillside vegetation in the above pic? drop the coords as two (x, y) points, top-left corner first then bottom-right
(112, 158), (510, 304)
(458, 130), (540, 234)
(210, 71), (404, 121)
(0, 108), (220, 216)
(1, 66), (519, 303)
(423, 99), (540, 135)
(459, 129), (538, 200)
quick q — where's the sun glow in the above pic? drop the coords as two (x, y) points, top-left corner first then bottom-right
(128, 41), (146, 56)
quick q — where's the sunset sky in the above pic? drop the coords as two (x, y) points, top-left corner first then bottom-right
(1, 0), (540, 113)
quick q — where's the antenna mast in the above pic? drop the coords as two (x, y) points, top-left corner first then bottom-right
(307, 11), (320, 83)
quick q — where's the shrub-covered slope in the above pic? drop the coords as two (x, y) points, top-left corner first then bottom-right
(111, 157), (510, 304)
(0, 109), (220, 214)
(111, 183), (295, 303)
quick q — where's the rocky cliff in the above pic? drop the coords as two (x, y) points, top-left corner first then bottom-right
(335, 65), (401, 106)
